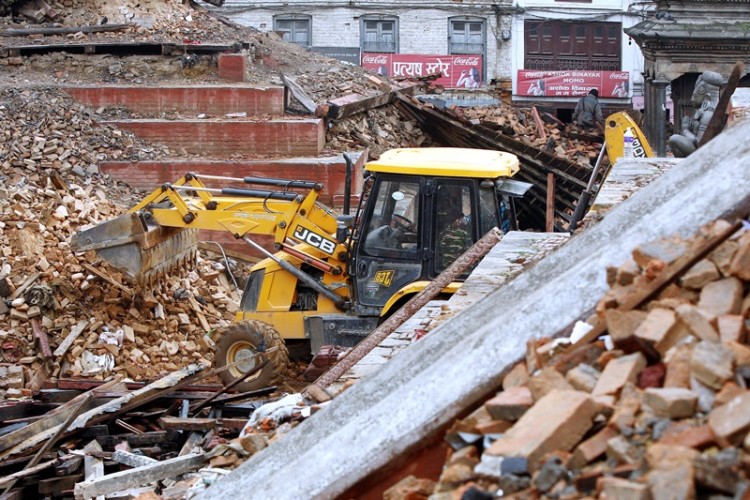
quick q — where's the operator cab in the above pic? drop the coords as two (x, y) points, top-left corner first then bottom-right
(351, 147), (523, 314)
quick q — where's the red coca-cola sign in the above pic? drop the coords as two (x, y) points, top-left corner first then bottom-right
(362, 53), (483, 89)
(517, 70), (631, 98)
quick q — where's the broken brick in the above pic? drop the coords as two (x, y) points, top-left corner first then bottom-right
(634, 308), (690, 357)
(708, 390), (750, 441)
(485, 390), (598, 469)
(592, 352), (647, 397)
(484, 386), (534, 421)
(642, 387), (698, 419)
(697, 277), (743, 316)
(690, 340), (734, 390)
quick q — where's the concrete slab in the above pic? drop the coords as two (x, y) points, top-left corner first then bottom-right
(196, 118), (750, 499)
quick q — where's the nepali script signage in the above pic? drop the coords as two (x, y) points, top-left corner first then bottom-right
(517, 70), (630, 98)
(361, 53), (483, 89)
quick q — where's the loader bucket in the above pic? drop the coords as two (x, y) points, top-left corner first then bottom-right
(70, 212), (199, 285)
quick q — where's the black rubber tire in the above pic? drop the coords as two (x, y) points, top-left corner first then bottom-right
(215, 321), (289, 392)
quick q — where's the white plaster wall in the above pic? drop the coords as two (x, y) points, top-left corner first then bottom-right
(213, 1), (514, 84)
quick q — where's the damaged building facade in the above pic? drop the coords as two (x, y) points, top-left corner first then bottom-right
(214, 0), (647, 112)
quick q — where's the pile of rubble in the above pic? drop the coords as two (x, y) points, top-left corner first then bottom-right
(384, 217), (750, 498)
(0, 86), (255, 394)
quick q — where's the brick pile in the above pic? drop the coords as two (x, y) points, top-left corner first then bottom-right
(384, 218), (750, 499)
(0, 87), (249, 397)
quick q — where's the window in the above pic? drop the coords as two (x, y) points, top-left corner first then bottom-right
(361, 17), (397, 53)
(434, 182), (474, 273)
(362, 179), (419, 259)
(449, 18), (485, 55)
(274, 15), (311, 48)
(524, 20), (621, 71)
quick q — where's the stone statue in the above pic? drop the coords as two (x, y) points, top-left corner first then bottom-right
(668, 71), (726, 158)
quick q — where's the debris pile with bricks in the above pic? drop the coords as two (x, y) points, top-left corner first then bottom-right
(0, 86), (260, 392)
(383, 217), (750, 498)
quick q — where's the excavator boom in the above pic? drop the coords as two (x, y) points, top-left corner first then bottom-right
(70, 173), (336, 284)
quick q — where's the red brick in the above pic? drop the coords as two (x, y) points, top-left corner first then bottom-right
(708, 390), (750, 441)
(599, 477), (650, 500)
(698, 277), (743, 316)
(634, 308), (690, 357)
(485, 390), (598, 469)
(642, 387), (698, 418)
(593, 353), (647, 397)
(568, 426), (618, 470)
(680, 258), (720, 290)
(690, 340), (733, 390)
(528, 367), (573, 401)
(658, 423), (715, 449)
(484, 386), (533, 421)
(502, 361), (529, 390)
(106, 118), (325, 157)
(664, 343), (693, 389)
(675, 303), (719, 342)
(605, 309), (648, 353)
(65, 85), (283, 116)
(729, 231), (750, 280)
(638, 363), (666, 389)
(218, 53), (247, 82)
(717, 314), (746, 343)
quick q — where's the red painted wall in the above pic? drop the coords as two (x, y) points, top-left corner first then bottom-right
(106, 119), (325, 156)
(64, 85), (285, 116)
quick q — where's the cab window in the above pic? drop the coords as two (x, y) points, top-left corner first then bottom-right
(362, 179), (420, 258)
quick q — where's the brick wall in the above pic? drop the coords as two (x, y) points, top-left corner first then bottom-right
(105, 118), (325, 156)
(64, 85), (285, 116)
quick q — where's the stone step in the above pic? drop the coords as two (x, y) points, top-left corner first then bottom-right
(104, 118), (325, 156)
(64, 85), (285, 116)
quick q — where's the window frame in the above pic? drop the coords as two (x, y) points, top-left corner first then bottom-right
(360, 15), (399, 54)
(448, 16), (486, 56)
(273, 14), (312, 48)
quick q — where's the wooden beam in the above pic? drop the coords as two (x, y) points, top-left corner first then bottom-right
(111, 450), (158, 469)
(281, 74), (318, 114)
(158, 416), (216, 431)
(698, 61), (745, 148)
(546, 173), (555, 232)
(9, 272), (40, 301)
(0, 458), (59, 488)
(73, 453), (206, 500)
(0, 23), (133, 37)
(82, 440), (105, 500)
(322, 84), (422, 120)
(30, 318), (53, 359)
(53, 320), (89, 358)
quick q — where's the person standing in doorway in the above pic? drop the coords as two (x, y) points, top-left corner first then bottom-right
(572, 88), (604, 132)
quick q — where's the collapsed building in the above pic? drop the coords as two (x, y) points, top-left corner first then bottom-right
(1, 1), (750, 499)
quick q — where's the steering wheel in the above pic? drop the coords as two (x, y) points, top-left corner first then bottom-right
(391, 214), (415, 232)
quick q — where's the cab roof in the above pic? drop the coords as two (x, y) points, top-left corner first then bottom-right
(364, 148), (520, 178)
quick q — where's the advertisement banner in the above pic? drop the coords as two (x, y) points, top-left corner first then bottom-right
(361, 53), (483, 89)
(517, 70), (630, 98)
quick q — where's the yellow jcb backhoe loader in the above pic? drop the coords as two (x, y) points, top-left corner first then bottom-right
(71, 148), (531, 390)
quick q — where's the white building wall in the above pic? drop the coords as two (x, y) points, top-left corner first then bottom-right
(214, 0), (515, 86)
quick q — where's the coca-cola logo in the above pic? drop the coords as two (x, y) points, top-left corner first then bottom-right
(609, 72), (629, 80)
(454, 56), (479, 66)
(362, 55), (388, 64)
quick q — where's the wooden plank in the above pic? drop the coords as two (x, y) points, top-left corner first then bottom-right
(0, 381), (117, 457)
(323, 84), (422, 120)
(280, 74), (318, 114)
(0, 365), (203, 461)
(53, 320), (89, 358)
(30, 318), (53, 359)
(73, 453), (206, 500)
(81, 263), (132, 296)
(96, 431), (179, 450)
(83, 440), (105, 500)
(546, 173), (555, 232)
(0, 23), (132, 37)
(38, 474), (82, 495)
(531, 107), (547, 140)
(9, 272), (41, 300)
(111, 450), (158, 469)
(0, 458), (59, 488)
(158, 416), (216, 431)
